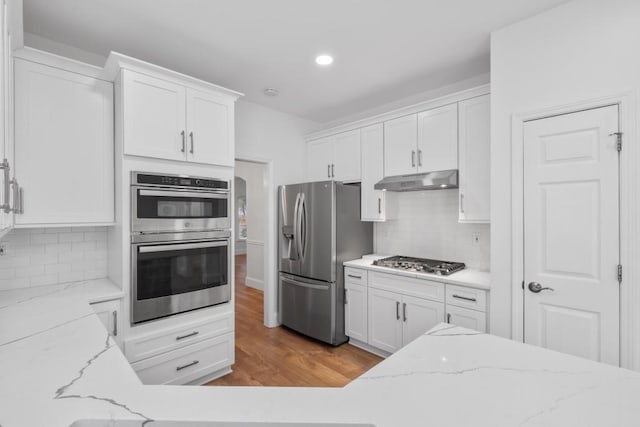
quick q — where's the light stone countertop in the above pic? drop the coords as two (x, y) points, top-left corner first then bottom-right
(2, 278), (640, 426)
(344, 254), (491, 290)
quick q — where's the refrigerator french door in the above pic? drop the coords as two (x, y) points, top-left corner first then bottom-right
(278, 181), (372, 345)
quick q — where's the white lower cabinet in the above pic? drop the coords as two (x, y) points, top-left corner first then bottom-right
(131, 333), (234, 385)
(345, 281), (368, 344)
(446, 305), (487, 333)
(125, 310), (234, 385)
(346, 267), (489, 355)
(90, 299), (123, 349)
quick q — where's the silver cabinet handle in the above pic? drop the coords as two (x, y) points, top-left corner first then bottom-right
(0, 158), (9, 213)
(418, 149), (423, 167)
(396, 301), (400, 320)
(176, 331), (199, 341)
(176, 360), (199, 371)
(447, 313), (451, 323)
(347, 274), (362, 279)
(327, 164), (331, 178)
(378, 198), (382, 214)
(403, 302), (407, 322)
(112, 310), (118, 336)
(18, 187), (23, 214)
(10, 177), (20, 214)
(331, 164), (335, 178)
(189, 131), (194, 154)
(452, 294), (477, 302)
(460, 193), (464, 214)
(180, 130), (186, 153)
(528, 282), (555, 293)
(411, 150), (416, 167)
(344, 288), (348, 305)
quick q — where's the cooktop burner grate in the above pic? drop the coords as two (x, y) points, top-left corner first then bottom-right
(372, 255), (465, 276)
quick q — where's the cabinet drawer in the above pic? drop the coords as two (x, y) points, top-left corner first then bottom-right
(369, 271), (444, 302)
(446, 305), (486, 333)
(131, 333), (233, 385)
(445, 285), (487, 312)
(345, 267), (367, 286)
(126, 311), (233, 363)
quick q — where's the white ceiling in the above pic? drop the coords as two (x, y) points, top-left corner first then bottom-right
(23, 0), (567, 123)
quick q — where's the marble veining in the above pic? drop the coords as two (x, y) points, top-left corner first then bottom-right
(2, 280), (640, 426)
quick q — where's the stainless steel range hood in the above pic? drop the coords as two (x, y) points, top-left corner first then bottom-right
(374, 169), (458, 192)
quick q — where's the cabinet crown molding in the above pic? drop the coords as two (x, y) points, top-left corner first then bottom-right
(104, 51), (244, 99)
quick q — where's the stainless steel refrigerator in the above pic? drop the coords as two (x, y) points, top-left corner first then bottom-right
(278, 181), (373, 345)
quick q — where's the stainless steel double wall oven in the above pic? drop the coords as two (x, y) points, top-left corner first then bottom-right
(131, 172), (232, 324)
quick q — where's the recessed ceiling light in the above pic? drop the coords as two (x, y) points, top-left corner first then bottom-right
(315, 54), (334, 66)
(264, 88), (279, 97)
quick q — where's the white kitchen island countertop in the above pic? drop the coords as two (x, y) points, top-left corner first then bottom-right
(344, 254), (491, 290)
(2, 279), (640, 426)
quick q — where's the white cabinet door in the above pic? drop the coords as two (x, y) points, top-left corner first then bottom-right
(383, 114), (417, 177)
(14, 60), (114, 226)
(368, 287), (402, 353)
(122, 70), (186, 161)
(307, 137), (333, 182)
(332, 129), (361, 182)
(0, 1), (12, 235)
(186, 88), (233, 166)
(458, 95), (490, 223)
(345, 282), (368, 343)
(402, 294), (445, 346)
(446, 305), (486, 333)
(91, 299), (123, 348)
(361, 123), (387, 221)
(417, 104), (458, 172)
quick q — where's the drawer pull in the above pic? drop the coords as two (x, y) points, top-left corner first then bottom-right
(176, 360), (199, 371)
(452, 294), (477, 302)
(347, 274), (362, 279)
(447, 313), (451, 323)
(176, 331), (199, 341)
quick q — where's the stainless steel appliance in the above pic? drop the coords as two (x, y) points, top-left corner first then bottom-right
(278, 181), (373, 345)
(131, 230), (231, 324)
(373, 255), (466, 275)
(374, 169), (458, 192)
(131, 171), (230, 234)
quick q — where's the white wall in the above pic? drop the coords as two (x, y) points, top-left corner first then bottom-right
(235, 100), (319, 325)
(234, 160), (268, 290)
(490, 0), (640, 339)
(0, 227), (108, 290)
(375, 190), (490, 270)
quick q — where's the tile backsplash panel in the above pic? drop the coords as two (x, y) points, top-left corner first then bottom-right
(0, 227), (108, 291)
(374, 190), (490, 270)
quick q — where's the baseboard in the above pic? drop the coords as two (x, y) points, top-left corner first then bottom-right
(348, 338), (391, 358)
(245, 276), (263, 290)
(190, 366), (233, 385)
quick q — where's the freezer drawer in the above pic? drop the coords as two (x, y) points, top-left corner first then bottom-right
(280, 273), (335, 344)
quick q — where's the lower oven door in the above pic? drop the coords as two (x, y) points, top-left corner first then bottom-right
(132, 237), (231, 324)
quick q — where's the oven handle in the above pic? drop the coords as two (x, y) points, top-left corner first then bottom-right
(139, 240), (227, 253)
(138, 189), (228, 199)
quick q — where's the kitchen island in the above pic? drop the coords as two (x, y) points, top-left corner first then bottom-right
(1, 282), (639, 426)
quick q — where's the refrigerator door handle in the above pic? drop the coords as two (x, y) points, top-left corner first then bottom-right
(292, 192), (301, 260)
(299, 193), (307, 261)
(281, 273), (330, 290)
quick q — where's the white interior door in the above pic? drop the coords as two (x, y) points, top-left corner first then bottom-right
(523, 105), (620, 365)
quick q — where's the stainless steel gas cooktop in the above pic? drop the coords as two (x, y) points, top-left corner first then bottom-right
(373, 255), (465, 276)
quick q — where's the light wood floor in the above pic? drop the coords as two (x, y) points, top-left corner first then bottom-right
(206, 254), (382, 387)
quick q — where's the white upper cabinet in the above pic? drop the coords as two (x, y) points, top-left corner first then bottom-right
(332, 129), (361, 182)
(0, 0), (12, 236)
(417, 104), (458, 172)
(122, 71), (186, 162)
(119, 68), (237, 166)
(14, 59), (114, 226)
(307, 130), (361, 182)
(186, 88), (234, 166)
(308, 136), (334, 181)
(361, 123), (390, 222)
(383, 114), (417, 177)
(458, 94), (490, 223)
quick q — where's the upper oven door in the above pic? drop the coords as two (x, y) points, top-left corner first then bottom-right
(132, 187), (230, 233)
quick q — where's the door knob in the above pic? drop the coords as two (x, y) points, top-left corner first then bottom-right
(528, 282), (555, 293)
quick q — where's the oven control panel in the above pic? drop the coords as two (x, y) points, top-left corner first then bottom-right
(134, 173), (229, 190)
